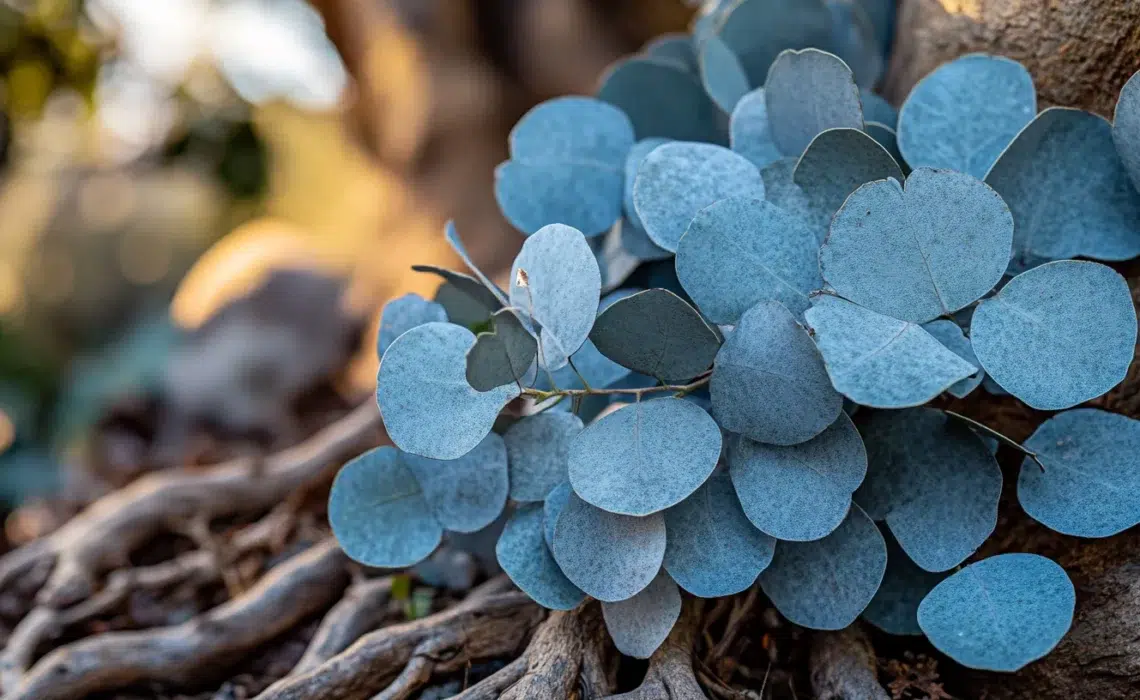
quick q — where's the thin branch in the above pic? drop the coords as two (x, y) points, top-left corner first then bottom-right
(524, 372), (711, 402)
(944, 410), (1046, 471)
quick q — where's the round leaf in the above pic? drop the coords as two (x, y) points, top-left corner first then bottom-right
(921, 319), (984, 398)
(898, 54), (1035, 178)
(864, 122), (904, 166)
(509, 96), (634, 169)
(590, 289), (720, 382)
(712, 301), (843, 445)
(632, 141), (764, 252)
(918, 554), (1075, 672)
(378, 293), (448, 358)
(663, 470), (776, 597)
(764, 48), (864, 157)
(804, 295), (978, 409)
(854, 408), (1002, 572)
(698, 33), (750, 113)
(676, 197), (821, 324)
(569, 398), (722, 516)
(862, 528), (946, 636)
(729, 412), (867, 542)
(466, 308), (537, 391)
(413, 265), (502, 327)
(761, 157), (828, 242)
(496, 503), (586, 610)
(509, 224), (602, 369)
(552, 491), (667, 602)
(598, 57), (722, 143)
(759, 504), (887, 630)
(543, 481), (573, 549)
(714, 0), (834, 90)
(821, 168), (1014, 323)
(329, 447), (443, 568)
(495, 160), (624, 238)
(1113, 70), (1140, 192)
(971, 260), (1136, 410)
(1019, 408), (1140, 537)
(792, 127), (904, 226)
(403, 433), (510, 534)
(377, 323), (519, 460)
(504, 412), (584, 503)
(729, 88), (782, 169)
(644, 34), (698, 74)
(624, 138), (671, 230)
(986, 107), (1140, 264)
(861, 89), (897, 127)
(602, 571), (681, 659)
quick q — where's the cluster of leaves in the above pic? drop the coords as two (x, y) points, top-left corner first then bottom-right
(330, 0), (1140, 674)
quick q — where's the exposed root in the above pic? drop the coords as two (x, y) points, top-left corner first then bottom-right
(498, 601), (615, 700)
(6, 539), (349, 700)
(450, 656), (528, 699)
(254, 577), (544, 700)
(606, 599), (707, 700)
(0, 401), (380, 608)
(289, 575), (394, 675)
(809, 625), (889, 700)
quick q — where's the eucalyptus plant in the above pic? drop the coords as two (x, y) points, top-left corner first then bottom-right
(330, 0), (1140, 674)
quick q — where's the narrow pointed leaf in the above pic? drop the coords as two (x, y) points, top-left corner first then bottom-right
(804, 295), (977, 408)
(569, 398), (722, 516)
(971, 260), (1136, 410)
(591, 289), (720, 381)
(713, 301), (842, 445)
(759, 504), (887, 630)
(497, 503), (585, 610)
(377, 323), (519, 460)
(663, 470), (776, 597)
(602, 571), (682, 658)
(729, 412), (867, 541)
(552, 492), (666, 602)
(918, 554), (1075, 672)
(445, 221), (508, 305)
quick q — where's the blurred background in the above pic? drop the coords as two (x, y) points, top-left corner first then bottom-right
(0, 0), (699, 539)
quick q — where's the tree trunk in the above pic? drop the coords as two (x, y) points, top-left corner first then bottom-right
(884, 0), (1140, 117)
(889, 4), (1140, 698)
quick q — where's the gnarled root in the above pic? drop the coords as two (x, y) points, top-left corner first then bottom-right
(605, 599), (707, 700)
(254, 576), (544, 700)
(0, 401), (380, 609)
(6, 539), (349, 700)
(810, 625), (889, 700)
(289, 575), (394, 676)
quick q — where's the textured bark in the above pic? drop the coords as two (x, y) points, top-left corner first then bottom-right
(810, 625), (889, 700)
(884, 0), (1140, 116)
(605, 599), (707, 700)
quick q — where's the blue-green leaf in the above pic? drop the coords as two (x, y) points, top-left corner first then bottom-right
(898, 54), (1035, 178)
(543, 481), (573, 549)
(495, 160), (624, 237)
(861, 89), (897, 127)
(378, 293), (448, 358)
(821, 169), (1013, 323)
(825, 0), (883, 89)
(971, 260), (1136, 410)
(644, 34), (698, 74)
(403, 433), (510, 534)
(510, 224), (602, 369)
(729, 412), (867, 541)
(624, 138), (671, 230)
(510, 95), (634, 168)
(1113, 70), (1140, 191)
(854, 408), (1001, 572)
(713, 301), (842, 445)
(714, 0), (834, 92)
(864, 122), (904, 167)
(466, 308), (537, 391)
(552, 491), (667, 602)
(986, 107), (1140, 264)
(413, 265), (502, 327)
(921, 319), (984, 398)
(804, 295), (977, 408)
(329, 447), (443, 568)
(1019, 408), (1140, 538)
(698, 33), (750, 113)
(663, 470), (776, 597)
(761, 157), (827, 242)
(445, 221), (508, 305)
(504, 412), (584, 503)
(590, 289), (720, 382)
(496, 503), (585, 610)
(918, 554), (1075, 672)
(377, 323), (519, 460)
(730, 88), (782, 169)
(792, 127), (904, 235)
(862, 528), (945, 636)
(632, 142), (764, 252)
(676, 197), (821, 323)
(598, 57), (722, 143)
(759, 504), (886, 630)
(568, 398), (721, 516)
(601, 571), (681, 658)
(765, 49), (864, 157)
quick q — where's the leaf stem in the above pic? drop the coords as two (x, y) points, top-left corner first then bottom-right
(523, 371), (712, 402)
(944, 410), (1045, 472)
